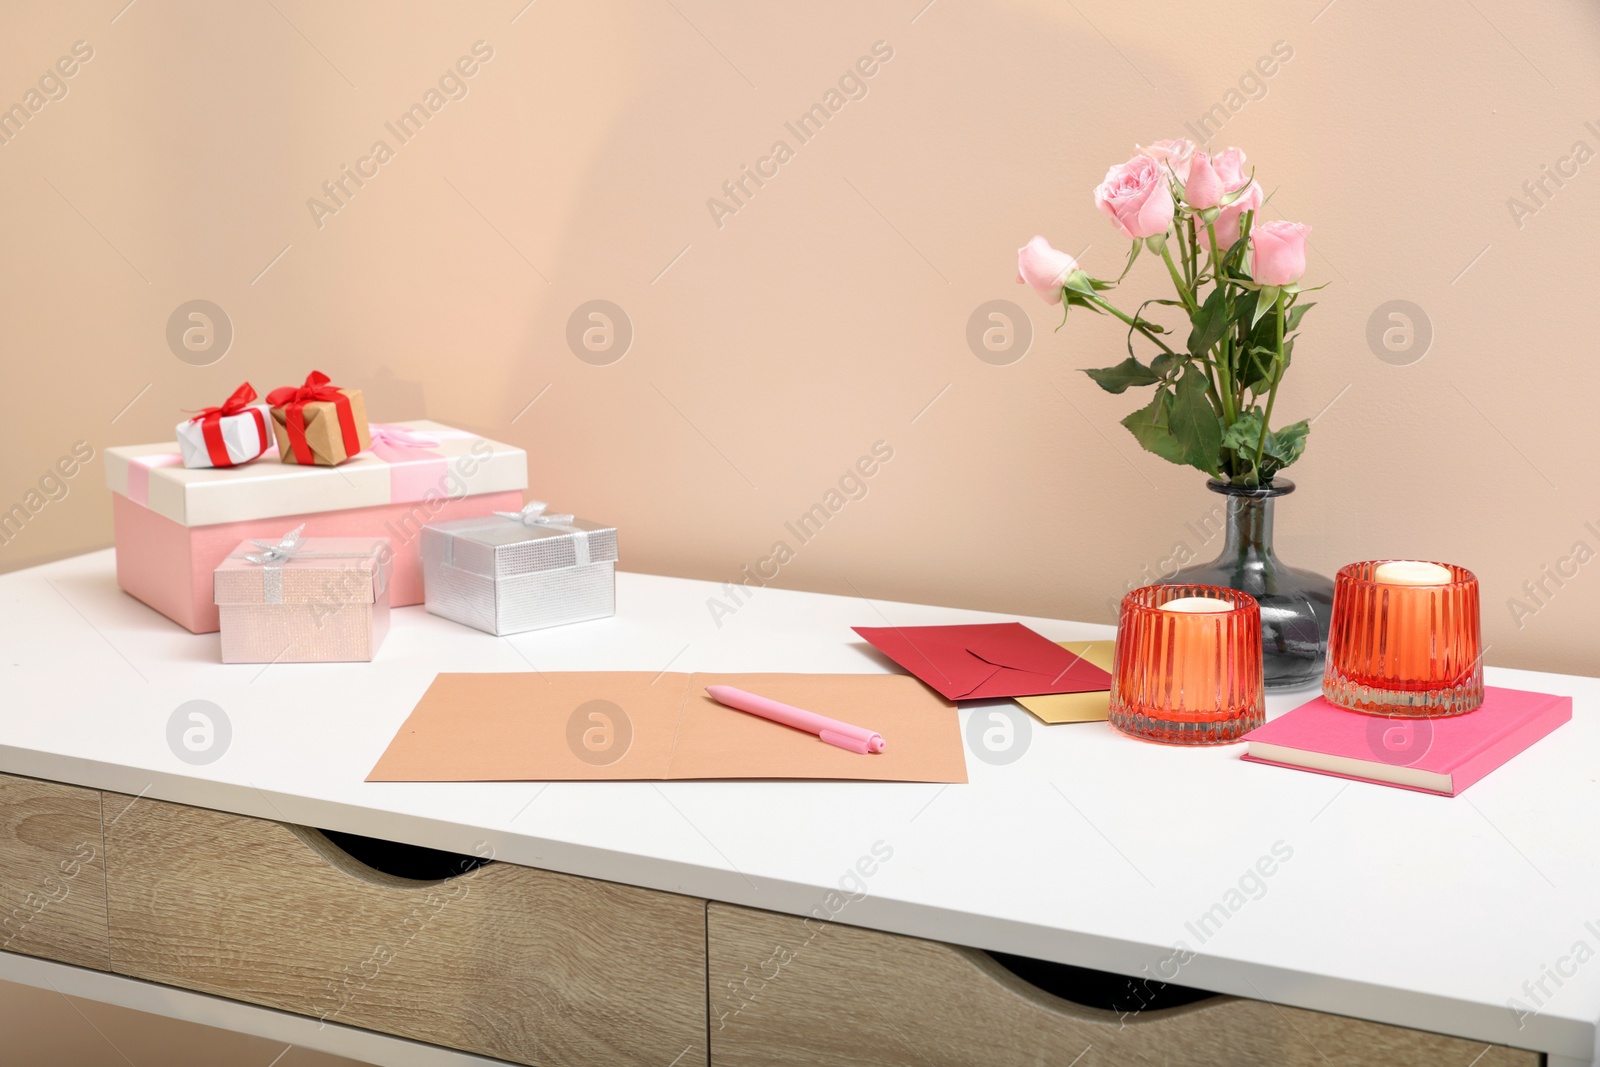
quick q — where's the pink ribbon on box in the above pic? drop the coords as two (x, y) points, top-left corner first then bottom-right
(368, 424), (478, 503)
(125, 453), (184, 507)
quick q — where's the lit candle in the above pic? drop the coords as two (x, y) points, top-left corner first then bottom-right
(1160, 596), (1236, 613)
(1373, 560), (1452, 586)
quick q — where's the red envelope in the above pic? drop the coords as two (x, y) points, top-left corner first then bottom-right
(852, 623), (1113, 701)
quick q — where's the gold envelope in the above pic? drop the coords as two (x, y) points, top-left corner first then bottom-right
(1013, 640), (1116, 724)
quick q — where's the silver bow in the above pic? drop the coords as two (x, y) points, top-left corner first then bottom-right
(494, 501), (575, 526)
(493, 501), (590, 565)
(228, 525), (385, 605)
(243, 525), (306, 565)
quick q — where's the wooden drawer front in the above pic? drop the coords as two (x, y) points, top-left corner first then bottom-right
(0, 773), (107, 970)
(105, 798), (707, 1067)
(708, 904), (1537, 1067)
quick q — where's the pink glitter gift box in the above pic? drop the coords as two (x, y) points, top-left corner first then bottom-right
(105, 419), (526, 634)
(213, 530), (391, 663)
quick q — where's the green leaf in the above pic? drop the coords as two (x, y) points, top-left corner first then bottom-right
(1186, 286), (1231, 359)
(1084, 357), (1161, 394)
(1233, 290), (1259, 336)
(1150, 352), (1179, 378)
(1220, 411), (1311, 481)
(1285, 300), (1316, 333)
(1221, 409), (1263, 452)
(1167, 365), (1223, 476)
(1250, 286), (1281, 329)
(1117, 240), (1142, 282)
(1240, 344), (1276, 394)
(1120, 389), (1188, 467)
(1269, 420), (1310, 472)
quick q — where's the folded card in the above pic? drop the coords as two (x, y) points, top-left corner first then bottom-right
(852, 623), (1112, 701)
(368, 672), (968, 784)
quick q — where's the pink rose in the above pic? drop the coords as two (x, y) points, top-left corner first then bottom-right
(1139, 138), (1196, 183)
(1211, 147), (1251, 191)
(1209, 147), (1260, 246)
(1249, 220), (1310, 286)
(1184, 152), (1223, 209)
(1213, 182), (1262, 247)
(1015, 236), (1078, 304)
(1094, 155), (1175, 240)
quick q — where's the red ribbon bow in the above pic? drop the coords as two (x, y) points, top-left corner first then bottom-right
(266, 370), (363, 465)
(186, 382), (268, 468)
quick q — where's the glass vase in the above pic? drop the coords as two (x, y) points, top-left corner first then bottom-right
(1158, 478), (1334, 691)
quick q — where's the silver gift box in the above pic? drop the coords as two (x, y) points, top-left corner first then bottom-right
(420, 502), (618, 635)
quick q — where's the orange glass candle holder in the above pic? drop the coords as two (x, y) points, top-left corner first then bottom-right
(1322, 560), (1483, 718)
(1108, 584), (1265, 745)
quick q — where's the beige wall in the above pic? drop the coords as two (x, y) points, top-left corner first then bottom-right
(2, 0), (1598, 689)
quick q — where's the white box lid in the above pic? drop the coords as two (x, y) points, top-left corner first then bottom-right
(106, 419), (527, 527)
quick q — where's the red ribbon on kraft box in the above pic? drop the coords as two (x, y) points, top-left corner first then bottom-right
(266, 370), (363, 465)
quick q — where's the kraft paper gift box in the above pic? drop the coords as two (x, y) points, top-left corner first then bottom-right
(106, 419), (526, 634)
(266, 370), (373, 466)
(175, 382), (273, 469)
(422, 501), (618, 635)
(214, 530), (390, 663)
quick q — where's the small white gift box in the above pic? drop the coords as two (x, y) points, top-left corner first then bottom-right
(176, 384), (273, 469)
(421, 501), (618, 635)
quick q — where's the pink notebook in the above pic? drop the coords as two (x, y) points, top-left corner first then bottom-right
(1241, 687), (1571, 797)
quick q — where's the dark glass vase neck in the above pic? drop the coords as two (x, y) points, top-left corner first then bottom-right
(1208, 478), (1293, 560)
(1161, 476), (1333, 691)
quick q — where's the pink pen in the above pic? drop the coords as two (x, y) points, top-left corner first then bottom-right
(704, 686), (886, 754)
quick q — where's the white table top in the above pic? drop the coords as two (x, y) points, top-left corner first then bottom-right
(3, 550), (1597, 1062)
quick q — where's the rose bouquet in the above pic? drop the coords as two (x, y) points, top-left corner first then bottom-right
(1018, 138), (1319, 486)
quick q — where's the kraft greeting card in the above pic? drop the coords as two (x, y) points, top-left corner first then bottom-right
(368, 672), (968, 784)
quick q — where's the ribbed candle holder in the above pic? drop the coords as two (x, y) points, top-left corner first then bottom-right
(1108, 584), (1264, 745)
(1322, 560), (1483, 718)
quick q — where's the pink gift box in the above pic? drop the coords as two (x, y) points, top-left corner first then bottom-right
(106, 420), (527, 634)
(214, 533), (390, 663)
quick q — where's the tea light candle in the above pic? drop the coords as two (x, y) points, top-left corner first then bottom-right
(1370, 561), (1454, 685)
(1154, 595), (1237, 712)
(1373, 560), (1452, 586)
(1161, 596), (1235, 613)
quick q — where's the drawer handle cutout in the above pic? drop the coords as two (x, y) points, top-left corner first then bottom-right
(987, 951), (1215, 1015)
(299, 827), (493, 884)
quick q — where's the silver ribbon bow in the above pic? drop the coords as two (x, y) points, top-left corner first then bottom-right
(493, 501), (590, 565)
(236, 525), (306, 603)
(242, 525), (306, 565)
(231, 526), (387, 605)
